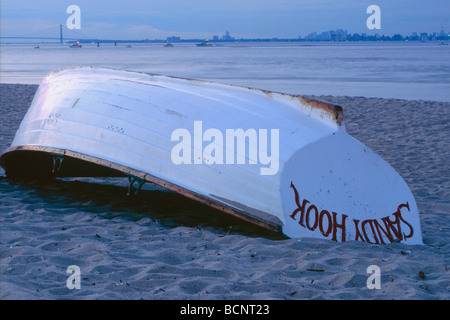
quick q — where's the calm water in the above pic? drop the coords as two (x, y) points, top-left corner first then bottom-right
(1, 41), (449, 101)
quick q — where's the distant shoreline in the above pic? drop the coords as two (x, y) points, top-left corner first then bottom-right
(2, 38), (449, 45)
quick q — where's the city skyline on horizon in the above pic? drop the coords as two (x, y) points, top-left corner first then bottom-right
(2, 25), (449, 44)
(1, 0), (449, 41)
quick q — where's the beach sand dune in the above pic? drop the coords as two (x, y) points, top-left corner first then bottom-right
(0, 84), (448, 300)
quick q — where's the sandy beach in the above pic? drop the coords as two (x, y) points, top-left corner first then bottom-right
(0, 83), (448, 300)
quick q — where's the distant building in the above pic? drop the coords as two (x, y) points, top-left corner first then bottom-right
(420, 33), (428, 42)
(410, 32), (419, 41)
(221, 31), (234, 41)
(305, 32), (317, 41)
(335, 29), (347, 41)
(438, 27), (446, 40)
(304, 29), (348, 41)
(167, 36), (181, 43)
(319, 31), (331, 41)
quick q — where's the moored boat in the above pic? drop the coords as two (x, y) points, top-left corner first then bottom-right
(196, 39), (213, 47)
(0, 67), (423, 244)
(69, 41), (82, 48)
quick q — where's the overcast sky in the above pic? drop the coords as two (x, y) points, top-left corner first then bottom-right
(1, 0), (449, 40)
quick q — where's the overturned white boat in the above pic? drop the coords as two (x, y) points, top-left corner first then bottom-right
(0, 67), (423, 244)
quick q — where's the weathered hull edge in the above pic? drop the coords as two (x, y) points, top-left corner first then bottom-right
(0, 145), (283, 233)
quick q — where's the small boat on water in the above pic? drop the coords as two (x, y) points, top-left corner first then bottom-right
(196, 39), (213, 47)
(69, 41), (82, 48)
(0, 67), (423, 244)
(164, 42), (174, 47)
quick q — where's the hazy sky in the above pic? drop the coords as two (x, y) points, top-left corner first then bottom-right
(1, 0), (449, 40)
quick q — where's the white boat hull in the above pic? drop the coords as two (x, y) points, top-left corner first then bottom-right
(0, 67), (423, 244)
